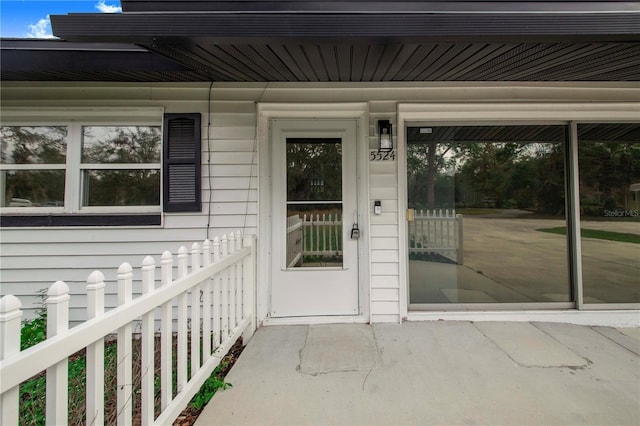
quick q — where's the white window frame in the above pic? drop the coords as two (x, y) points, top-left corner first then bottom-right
(1, 108), (163, 215)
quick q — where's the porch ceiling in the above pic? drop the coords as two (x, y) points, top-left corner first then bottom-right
(146, 41), (640, 82)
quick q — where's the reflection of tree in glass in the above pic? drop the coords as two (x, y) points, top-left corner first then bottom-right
(84, 170), (160, 206)
(408, 140), (567, 215)
(81, 126), (161, 206)
(82, 126), (160, 163)
(0, 126), (67, 206)
(287, 141), (342, 203)
(578, 142), (640, 216)
(1, 126), (67, 164)
(407, 142), (461, 210)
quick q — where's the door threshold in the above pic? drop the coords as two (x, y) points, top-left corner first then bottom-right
(263, 315), (369, 326)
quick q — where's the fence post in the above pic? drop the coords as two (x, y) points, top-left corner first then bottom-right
(228, 233), (237, 332)
(176, 246), (188, 393)
(117, 263), (133, 426)
(0, 295), (22, 426)
(190, 243), (201, 378)
(160, 250), (173, 410)
(212, 237), (221, 348)
(220, 235), (230, 340)
(86, 271), (105, 426)
(242, 234), (257, 342)
(141, 256), (156, 425)
(202, 239), (212, 362)
(235, 230), (243, 325)
(46, 281), (70, 426)
(456, 214), (464, 266)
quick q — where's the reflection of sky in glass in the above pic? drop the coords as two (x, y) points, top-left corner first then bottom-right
(82, 126), (161, 163)
(0, 126), (67, 164)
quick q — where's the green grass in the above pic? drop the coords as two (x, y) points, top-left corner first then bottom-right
(537, 227), (640, 244)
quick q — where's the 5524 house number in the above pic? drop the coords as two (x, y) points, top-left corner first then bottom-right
(369, 150), (396, 161)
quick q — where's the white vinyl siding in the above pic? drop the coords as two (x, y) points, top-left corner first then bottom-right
(368, 101), (401, 322)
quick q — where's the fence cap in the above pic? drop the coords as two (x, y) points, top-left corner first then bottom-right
(0, 294), (22, 314)
(87, 270), (105, 286)
(47, 281), (71, 304)
(118, 262), (133, 274)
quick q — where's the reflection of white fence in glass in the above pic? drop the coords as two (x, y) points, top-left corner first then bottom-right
(286, 215), (304, 267)
(409, 209), (464, 265)
(0, 233), (256, 426)
(286, 214), (343, 267)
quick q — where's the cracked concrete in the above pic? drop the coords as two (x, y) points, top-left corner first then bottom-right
(197, 322), (640, 426)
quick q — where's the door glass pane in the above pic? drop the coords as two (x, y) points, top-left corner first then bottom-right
(577, 123), (640, 304)
(286, 138), (343, 268)
(407, 125), (570, 304)
(287, 138), (342, 201)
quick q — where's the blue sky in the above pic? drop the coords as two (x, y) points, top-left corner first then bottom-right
(1, 0), (121, 38)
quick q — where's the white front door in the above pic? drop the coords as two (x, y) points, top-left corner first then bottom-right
(270, 119), (359, 317)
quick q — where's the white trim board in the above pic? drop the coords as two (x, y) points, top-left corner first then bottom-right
(257, 103), (371, 324)
(407, 311), (640, 328)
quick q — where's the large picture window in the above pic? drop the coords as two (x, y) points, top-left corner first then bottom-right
(1, 110), (201, 225)
(1, 123), (161, 213)
(0, 111), (168, 225)
(406, 124), (570, 306)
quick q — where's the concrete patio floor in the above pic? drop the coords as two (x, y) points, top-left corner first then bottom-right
(197, 322), (640, 426)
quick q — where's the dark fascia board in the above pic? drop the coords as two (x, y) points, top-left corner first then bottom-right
(0, 38), (148, 52)
(121, 0), (640, 13)
(1, 39), (197, 73)
(51, 12), (640, 44)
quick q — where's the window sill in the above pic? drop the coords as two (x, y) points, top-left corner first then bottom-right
(0, 214), (162, 227)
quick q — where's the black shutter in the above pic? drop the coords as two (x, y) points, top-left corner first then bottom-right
(163, 113), (201, 212)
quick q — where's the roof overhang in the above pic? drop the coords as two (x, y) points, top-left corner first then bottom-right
(51, 11), (640, 44)
(5, 1), (640, 82)
(0, 39), (208, 82)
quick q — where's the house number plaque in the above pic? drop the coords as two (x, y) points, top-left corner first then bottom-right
(369, 150), (396, 161)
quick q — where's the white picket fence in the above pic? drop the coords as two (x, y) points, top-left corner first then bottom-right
(409, 209), (464, 265)
(286, 213), (342, 267)
(0, 232), (256, 426)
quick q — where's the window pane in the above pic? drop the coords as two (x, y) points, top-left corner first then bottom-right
(1, 170), (65, 207)
(1, 126), (67, 164)
(82, 126), (161, 163)
(82, 170), (160, 206)
(578, 123), (640, 304)
(287, 138), (342, 202)
(286, 203), (343, 268)
(407, 125), (570, 304)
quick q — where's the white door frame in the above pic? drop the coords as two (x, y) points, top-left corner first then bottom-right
(257, 103), (370, 325)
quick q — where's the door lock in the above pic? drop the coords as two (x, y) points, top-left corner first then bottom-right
(350, 223), (360, 240)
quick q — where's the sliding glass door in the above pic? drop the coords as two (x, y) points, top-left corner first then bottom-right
(407, 125), (571, 306)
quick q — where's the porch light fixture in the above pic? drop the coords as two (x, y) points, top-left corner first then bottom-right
(378, 120), (393, 152)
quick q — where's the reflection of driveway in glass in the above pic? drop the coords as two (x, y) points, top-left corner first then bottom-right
(410, 215), (639, 304)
